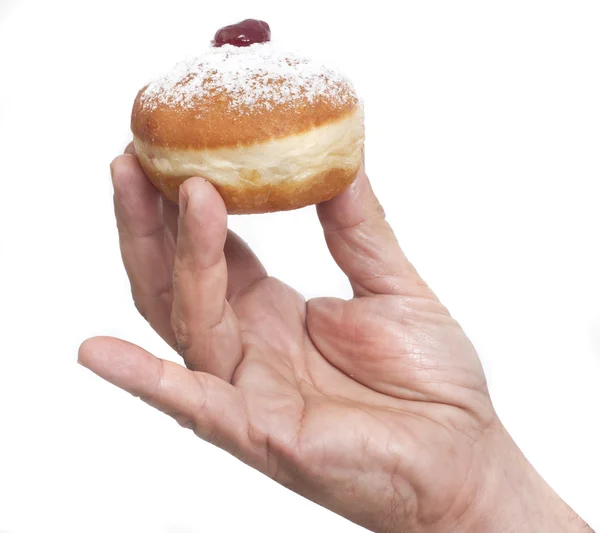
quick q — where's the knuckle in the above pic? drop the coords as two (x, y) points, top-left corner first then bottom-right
(172, 260), (191, 288)
(155, 284), (173, 306)
(131, 290), (149, 321)
(373, 200), (386, 221)
(170, 312), (190, 355)
(172, 264), (183, 287)
(173, 414), (197, 431)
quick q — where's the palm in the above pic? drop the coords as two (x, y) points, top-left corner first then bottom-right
(227, 279), (493, 528)
(80, 151), (495, 533)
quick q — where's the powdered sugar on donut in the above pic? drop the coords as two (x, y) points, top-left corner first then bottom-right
(139, 42), (357, 114)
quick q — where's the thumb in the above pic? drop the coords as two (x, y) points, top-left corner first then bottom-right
(317, 167), (435, 299)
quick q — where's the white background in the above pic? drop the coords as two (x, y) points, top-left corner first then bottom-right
(1, 0), (599, 531)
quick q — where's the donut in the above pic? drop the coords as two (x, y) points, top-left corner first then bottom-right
(130, 19), (365, 214)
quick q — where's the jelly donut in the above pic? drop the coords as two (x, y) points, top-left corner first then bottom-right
(131, 19), (364, 214)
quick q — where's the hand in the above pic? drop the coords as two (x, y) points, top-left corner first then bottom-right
(79, 148), (593, 533)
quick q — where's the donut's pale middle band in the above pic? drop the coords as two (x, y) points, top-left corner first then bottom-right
(133, 106), (364, 186)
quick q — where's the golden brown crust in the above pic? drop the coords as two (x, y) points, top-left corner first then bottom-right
(131, 86), (358, 150)
(138, 160), (360, 214)
(130, 45), (363, 213)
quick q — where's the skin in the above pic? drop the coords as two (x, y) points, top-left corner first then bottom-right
(79, 146), (594, 533)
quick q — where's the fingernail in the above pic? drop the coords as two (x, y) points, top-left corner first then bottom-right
(179, 186), (188, 217)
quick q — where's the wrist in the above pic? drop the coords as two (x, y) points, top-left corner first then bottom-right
(456, 419), (592, 533)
